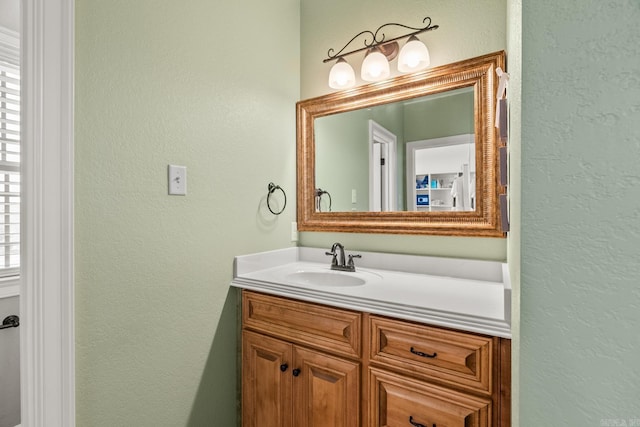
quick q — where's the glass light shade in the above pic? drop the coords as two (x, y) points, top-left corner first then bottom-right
(360, 48), (390, 82)
(328, 58), (356, 89)
(397, 35), (430, 73)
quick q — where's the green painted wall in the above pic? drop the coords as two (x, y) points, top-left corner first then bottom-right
(315, 104), (405, 212)
(74, 1), (299, 425)
(520, 1), (640, 425)
(315, 109), (375, 212)
(300, 0), (508, 260)
(403, 91), (474, 142)
(73, 1), (640, 425)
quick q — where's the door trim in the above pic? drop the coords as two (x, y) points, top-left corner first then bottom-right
(21, 0), (75, 425)
(368, 120), (397, 211)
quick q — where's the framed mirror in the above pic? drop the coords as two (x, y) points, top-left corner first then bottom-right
(296, 51), (506, 237)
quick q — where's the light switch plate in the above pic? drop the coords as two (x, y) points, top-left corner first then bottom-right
(168, 165), (187, 195)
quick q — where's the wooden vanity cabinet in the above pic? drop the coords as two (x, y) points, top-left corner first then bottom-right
(368, 315), (510, 427)
(242, 291), (361, 427)
(242, 330), (293, 427)
(242, 330), (360, 427)
(370, 367), (491, 427)
(241, 290), (511, 427)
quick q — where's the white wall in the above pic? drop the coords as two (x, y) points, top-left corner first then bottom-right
(0, 0), (20, 32)
(0, 295), (20, 427)
(414, 142), (474, 175)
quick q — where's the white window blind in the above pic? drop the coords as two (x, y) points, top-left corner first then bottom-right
(0, 27), (20, 278)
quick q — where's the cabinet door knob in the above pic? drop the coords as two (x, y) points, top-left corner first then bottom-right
(410, 347), (437, 358)
(292, 368), (301, 377)
(280, 364), (288, 372)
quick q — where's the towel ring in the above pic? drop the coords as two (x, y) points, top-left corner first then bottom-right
(267, 182), (286, 215)
(315, 188), (332, 212)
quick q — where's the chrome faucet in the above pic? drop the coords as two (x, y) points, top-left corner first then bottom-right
(325, 243), (361, 272)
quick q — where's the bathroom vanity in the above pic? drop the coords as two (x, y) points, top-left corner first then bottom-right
(232, 247), (511, 426)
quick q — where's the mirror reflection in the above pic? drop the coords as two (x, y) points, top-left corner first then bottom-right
(314, 87), (475, 213)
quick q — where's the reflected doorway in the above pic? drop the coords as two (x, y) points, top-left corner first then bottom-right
(369, 120), (397, 212)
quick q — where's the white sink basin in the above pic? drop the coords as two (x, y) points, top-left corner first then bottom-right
(285, 270), (367, 287)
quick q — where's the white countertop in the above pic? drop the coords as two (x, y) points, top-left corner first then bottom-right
(231, 247), (511, 338)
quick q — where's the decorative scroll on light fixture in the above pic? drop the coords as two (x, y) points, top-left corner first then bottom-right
(324, 16), (439, 89)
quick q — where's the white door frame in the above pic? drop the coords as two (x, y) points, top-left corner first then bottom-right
(368, 120), (397, 211)
(21, 0), (75, 426)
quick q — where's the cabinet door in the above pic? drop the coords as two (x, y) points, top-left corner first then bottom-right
(292, 346), (360, 427)
(369, 368), (491, 427)
(242, 330), (293, 427)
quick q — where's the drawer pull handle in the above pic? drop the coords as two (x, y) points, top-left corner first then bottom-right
(409, 415), (435, 427)
(292, 368), (301, 377)
(280, 364), (288, 372)
(410, 347), (437, 358)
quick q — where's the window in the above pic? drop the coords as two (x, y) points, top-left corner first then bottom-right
(0, 27), (20, 279)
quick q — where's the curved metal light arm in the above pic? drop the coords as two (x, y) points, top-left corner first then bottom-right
(323, 16), (439, 63)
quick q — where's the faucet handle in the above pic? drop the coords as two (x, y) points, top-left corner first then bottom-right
(347, 254), (362, 268)
(325, 250), (338, 266)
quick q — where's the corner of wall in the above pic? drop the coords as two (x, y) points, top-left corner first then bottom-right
(506, 0), (522, 425)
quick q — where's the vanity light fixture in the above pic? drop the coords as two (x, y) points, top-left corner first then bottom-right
(397, 35), (430, 72)
(324, 16), (438, 88)
(328, 58), (356, 89)
(360, 46), (391, 82)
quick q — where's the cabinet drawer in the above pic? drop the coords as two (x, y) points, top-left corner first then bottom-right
(243, 291), (361, 358)
(370, 316), (493, 394)
(369, 368), (491, 427)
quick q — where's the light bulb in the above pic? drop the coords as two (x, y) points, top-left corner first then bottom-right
(328, 58), (356, 89)
(361, 48), (390, 82)
(398, 35), (430, 73)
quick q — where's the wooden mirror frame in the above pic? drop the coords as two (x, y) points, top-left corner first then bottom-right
(296, 51), (506, 237)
